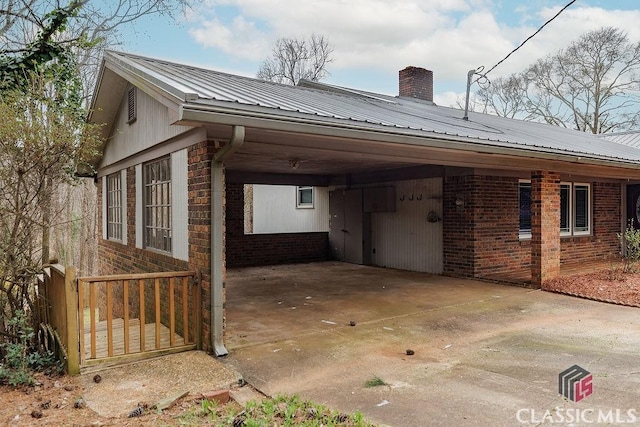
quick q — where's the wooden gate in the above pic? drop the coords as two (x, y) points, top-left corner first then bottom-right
(77, 271), (201, 369)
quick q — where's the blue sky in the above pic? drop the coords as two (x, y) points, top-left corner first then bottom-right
(116, 0), (640, 106)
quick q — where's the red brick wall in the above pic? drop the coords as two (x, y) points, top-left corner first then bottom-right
(443, 175), (528, 280)
(442, 175), (475, 277)
(225, 182), (330, 268)
(473, 176), (530, 281)
(443, 174), (621, 284)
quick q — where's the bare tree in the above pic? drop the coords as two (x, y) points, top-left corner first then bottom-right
(0, 0), (193, 275)
(257, 34), (333, 85)
(0, 75), (102, 337)
(477, 74), (534, 119)
(0, 0), (193, 98)
(478, 27), (640, 133)
(0, 1), (190, 339)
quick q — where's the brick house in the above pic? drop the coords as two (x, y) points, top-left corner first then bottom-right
(89, 51), (640, 355)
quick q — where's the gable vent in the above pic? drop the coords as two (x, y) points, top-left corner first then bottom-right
(127, 86), (137, 124)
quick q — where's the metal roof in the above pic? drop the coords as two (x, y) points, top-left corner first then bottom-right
(599, 131), (640, 149)
(103, 50), (640, 165)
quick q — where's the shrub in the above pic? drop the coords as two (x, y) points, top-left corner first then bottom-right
(618, 224), (640, 273)
(0, 311), (62, 386)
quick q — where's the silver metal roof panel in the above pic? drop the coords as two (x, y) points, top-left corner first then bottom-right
(104, 51), (640, 164)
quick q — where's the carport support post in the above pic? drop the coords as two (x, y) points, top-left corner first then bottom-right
(211, 162), (228, 356)
(531, 171), (560, 288)
(210, 125), (244, 356)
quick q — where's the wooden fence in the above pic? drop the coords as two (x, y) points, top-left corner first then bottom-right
(36, 265), (79, 374)
(37, 267), (201, 373)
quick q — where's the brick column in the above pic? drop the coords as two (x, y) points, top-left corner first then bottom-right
(531, 171), (560, 288)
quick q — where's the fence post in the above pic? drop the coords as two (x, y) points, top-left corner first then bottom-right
(64, 266), (80, 375)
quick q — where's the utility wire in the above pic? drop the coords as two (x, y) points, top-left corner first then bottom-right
(483, 0), (576, 77)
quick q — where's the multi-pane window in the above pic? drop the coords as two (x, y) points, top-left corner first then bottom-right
(519, 181), (591, 238)
(296, 186), (314, 208)
(144, 157), (171, 252)
(106, 173), (123, 240)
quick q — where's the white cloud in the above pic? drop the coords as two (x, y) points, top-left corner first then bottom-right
(188, 15), (268, 60)
(186, 1), (640, 93)
(433, 91), (466, 109)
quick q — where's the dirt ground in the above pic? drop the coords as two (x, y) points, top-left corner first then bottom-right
(1, 351), (242, 426)
(1, 372), (233, 426)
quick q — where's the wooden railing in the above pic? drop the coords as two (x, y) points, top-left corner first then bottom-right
(77, 271), (201, 367)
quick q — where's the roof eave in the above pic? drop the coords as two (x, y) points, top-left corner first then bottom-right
(102, 50), (197, 105)
(178, 103), (640, 172)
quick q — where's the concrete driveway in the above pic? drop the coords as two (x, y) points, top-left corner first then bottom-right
(222, 262), (640, 427)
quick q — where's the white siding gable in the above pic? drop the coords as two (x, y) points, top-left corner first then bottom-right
(101, 87), (193, 168)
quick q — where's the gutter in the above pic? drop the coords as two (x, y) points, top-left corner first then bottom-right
(211, 125), (245, 356)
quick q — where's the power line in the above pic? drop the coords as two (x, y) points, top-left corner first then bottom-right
(483, 0), (576, 78)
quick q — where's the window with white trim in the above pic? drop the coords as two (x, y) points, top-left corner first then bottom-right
(519, 181), (591, 238)
(573, 183), (591, 235)
(296, 186), (314, 208)
(143, 157), (171, 252)
(106, 173), (123, 240)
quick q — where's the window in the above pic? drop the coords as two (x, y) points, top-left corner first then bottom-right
(574, 184), (591, 234)
(296, 186), (314, 208)
(519, 181), (531, 238)
(127, 86), (137, 124)
(519, 181), (591, 238)
(143, 157), (171, 252)
(560, 183), (571, 234)
(106, 173), (123, 240)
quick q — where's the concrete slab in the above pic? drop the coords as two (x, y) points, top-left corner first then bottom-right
(80, 351), (241, 418)
(223, 262), (640, 427)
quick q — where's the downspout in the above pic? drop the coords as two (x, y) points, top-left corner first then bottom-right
(211, 125), (245, 356)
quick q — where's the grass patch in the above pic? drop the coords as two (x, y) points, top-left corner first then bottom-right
(177, 393), (375, 426)
(364, 376), (387, 388)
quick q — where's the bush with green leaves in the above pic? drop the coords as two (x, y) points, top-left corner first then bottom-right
(0, 311), (62, 387)
(617, 224), (640, 273)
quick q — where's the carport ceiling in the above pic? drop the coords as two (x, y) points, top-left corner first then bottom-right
(224, 141), (425, 175)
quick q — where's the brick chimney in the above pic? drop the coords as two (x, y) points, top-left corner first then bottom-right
(399, 66), (433, 102)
